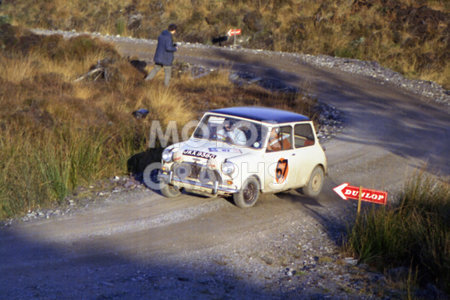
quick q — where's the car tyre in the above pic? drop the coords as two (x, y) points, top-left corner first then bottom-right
(301, 166), (324, 197)
(160, 183), (181, 198)
(233, 177), (260, 208)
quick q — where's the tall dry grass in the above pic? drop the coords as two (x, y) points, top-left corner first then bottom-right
(0, 27), (164, 218)
(0, 54), (39, 83)
(4, 0), (447, 87)
(135, 84), (195, 127)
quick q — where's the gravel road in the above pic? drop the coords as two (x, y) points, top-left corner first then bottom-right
(1, 31), (449, 299)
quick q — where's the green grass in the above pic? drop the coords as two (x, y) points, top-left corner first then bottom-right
(344, 174), (450, 294)
(0, 127), (129, 218)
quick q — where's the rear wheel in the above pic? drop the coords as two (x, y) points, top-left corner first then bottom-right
(233, 177), (260, 208)
(301, 166), (324, 197)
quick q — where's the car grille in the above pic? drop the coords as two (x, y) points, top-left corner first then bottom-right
(172, 162), (222, 184)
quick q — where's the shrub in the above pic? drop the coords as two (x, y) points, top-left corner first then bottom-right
(62, 35), (120, 62)
(0, 15), (12, 26)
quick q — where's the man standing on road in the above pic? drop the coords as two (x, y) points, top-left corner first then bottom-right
(145, 24), (178, 86)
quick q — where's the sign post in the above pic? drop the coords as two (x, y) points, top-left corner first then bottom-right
(227, 29), (241, 47)
(357, 186), (362, 216)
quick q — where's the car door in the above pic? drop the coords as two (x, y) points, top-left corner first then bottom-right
(263, 125), (297, 192)
(289, 122), (319, 188)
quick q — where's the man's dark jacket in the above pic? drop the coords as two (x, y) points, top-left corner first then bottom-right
(153, 30), (177, 66)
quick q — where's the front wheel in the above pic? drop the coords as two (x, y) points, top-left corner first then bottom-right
(233, 177), (260, 208)
(160, 182), (181, 198)
(301, 166), (324, 197)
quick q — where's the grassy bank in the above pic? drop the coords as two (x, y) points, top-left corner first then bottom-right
(344, 174), (450, 295)
(1, 0), (448, 89)
(0, 24), (316, 219)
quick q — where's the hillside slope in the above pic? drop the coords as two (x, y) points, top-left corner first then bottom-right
(1, 0), (448, 88)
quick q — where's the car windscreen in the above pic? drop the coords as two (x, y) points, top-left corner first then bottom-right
(193, 114), (268, 149)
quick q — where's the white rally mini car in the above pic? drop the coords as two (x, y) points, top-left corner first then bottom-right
(158, 106), (327, 208)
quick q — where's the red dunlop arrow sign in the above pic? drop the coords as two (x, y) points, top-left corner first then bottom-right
(333, 183), (387, 205)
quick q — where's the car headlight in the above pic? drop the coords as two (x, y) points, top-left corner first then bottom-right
(162, 148), (173, 162)
(221, 161), (235, 175)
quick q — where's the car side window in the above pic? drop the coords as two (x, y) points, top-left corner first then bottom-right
(294, 123), (315, 148)
(266, 126), (293, 152)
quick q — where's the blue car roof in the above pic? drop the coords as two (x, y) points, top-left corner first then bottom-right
(209, 106), (310, 124)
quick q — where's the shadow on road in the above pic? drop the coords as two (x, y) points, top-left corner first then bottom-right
(0, 227), (281, 298)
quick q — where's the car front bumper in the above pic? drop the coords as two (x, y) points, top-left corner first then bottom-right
(158, 170), (238, 195)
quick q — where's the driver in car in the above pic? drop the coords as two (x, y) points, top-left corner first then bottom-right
(216, 119), (247, 146)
